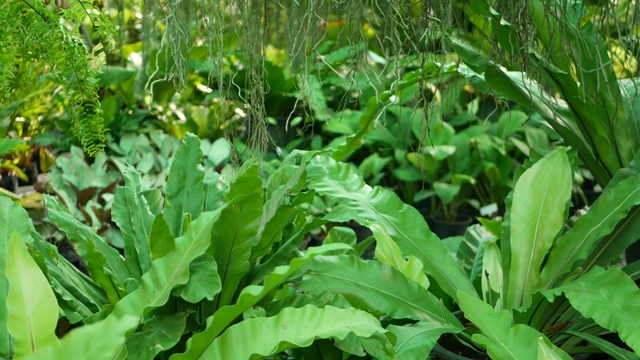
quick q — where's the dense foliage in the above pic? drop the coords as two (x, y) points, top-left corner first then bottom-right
(2, 0), (640, 359)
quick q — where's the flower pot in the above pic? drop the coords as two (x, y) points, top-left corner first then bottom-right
(425, 213), (475, 239)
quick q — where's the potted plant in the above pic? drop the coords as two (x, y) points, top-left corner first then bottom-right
(295, 146), (640, 358)
(0, 133), (399, 359)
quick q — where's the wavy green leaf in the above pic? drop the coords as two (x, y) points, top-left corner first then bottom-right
(300, 255), (460, 327)
(172, 243), (351, 360)
(458, 292), (571, 360)
(149, 213), (175, 262)
(163, 133), (205, 238)
(252, 163), (308, 261)
(126, 313), (188, 360)
(505, 148), (571, 310)
(199, 305), (392, 359)
(373, 226), (430, 290)
(112, 166), (154, 279)
(30, 232), (106, 322)
(173, 254), (221, 303)
(540, 174), (640, 288)
(306, 154), (477, 302)
(212, 165), (264, 310)
(45, 195), (129, 301)
(387, 321), (459, 360)
(23, 315), (138, 360)
(556, 266), (640, 354)
(6, 232), (59, 357)
(110, 209), (224, 321)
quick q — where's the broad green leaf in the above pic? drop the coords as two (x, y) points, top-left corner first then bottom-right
(299, 255), (461, 327)
(482, 239), (503, 310)
(306, 154), (477, 302)
(112, 167), (154, 279)
(45, 195), (129, 302)
(110, 208), (225, 321)
(556, 266), (640, 354)
(172, 243), (351, 360)
(149, 214), (175, 262)
(333, 73), (422, 161)
(252, 163), (307, 261)
(0, 196), (33, 357)
(540, 174), (640, 288)
(506, 148), (571, 310)
(203, 172), (227, 212)
(126, 313), (188, 360)
(6, 232), (59, 357)
(324, 226), (357, 247)
(458, 292), (571, 360)
(173, 254), (221, 303)
(373, 226), (430, 290)
(446, 35), (489, 74)
(433, 182), (461, 204)
(248, 216), (328, 285)
(387, 321), (458, 360)
(0, 138), (24, 156)
(23, 315), (138, 360)
(197, 305), (392, 359)
(211, 165), (263, 309)
(163, 133), (205, 238)
(496, 110), (528, 137)
(536, 337), (564, 360)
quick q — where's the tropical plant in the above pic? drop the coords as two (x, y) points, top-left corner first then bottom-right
(298, 146), (640, 358)
(0, 133), (402, 359)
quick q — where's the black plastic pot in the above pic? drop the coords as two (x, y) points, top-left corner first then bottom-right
(0, 173), (18, 193)
(425, 213), (475, 239)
